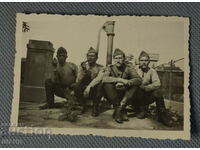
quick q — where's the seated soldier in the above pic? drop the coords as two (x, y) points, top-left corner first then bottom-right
(133, 51), (172, 127)
(73, 47), (103, 115)
(39, 47), (78, 109)
(84, 48), (142, 123)
(125, 53), (135, 68)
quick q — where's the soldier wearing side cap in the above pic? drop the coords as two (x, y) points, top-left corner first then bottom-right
(85, 48), (142, 123)
(133, 51), (173, 127)
(39, 47), (78, 109)
(73, 47), (103, 115)
(125, 53), (135, 68)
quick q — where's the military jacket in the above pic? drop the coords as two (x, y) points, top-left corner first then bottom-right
(76, 62), (103, 83)
(135, 65), (161, 91)
(88, 64), (142, 88)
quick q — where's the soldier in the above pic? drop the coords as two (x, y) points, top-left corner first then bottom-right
(133, 51), (172, 127)
(39, 47), (78, 109)
(73, 47), (103, 115)
(84, 48), (142, 123)
(125, 53), (135, 67)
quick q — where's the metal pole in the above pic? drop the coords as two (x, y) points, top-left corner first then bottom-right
(103, 21), (115, 66)
(106, 34), (114, 65)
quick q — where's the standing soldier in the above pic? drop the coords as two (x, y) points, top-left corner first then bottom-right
(74, 47), (103, 115)
(134, 51), (172, 127)
(39, 47), (78, 109)
(84, 48), (142, 123)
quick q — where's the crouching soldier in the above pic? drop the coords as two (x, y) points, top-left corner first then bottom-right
(73, 47), (103, 114)
(84, 48), (142, 123)
(39, 47), (78, 109)
(133, 51), (172, 127)
(125, 53), (135, 68)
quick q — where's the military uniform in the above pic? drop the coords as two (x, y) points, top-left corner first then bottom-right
(133, 51), (172, 127)
(89, 48), (142, 123)
(76, 62), (103, 83)
(74, 62), (103, 103)
(72, 47), (103, 113)
(91, 64), (142, 106)
(102, 64), (141, 86)
(134, 65), (164, 105)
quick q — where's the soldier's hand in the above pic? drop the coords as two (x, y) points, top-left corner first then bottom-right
(117, 78), (128, 85)
(81, 61), (87, 70)
(140, 84), (145, 89)
(70, 90), (75, 96)
(116, 82), (126, 90)
(52, 58), (58, 68)
(83, 86), (91, 98)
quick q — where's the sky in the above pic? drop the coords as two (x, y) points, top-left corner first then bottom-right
(20, 15), (187, 70)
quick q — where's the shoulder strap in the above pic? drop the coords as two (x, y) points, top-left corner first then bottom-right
(120, 65), (127, 78)
(109, 65), (118, 77)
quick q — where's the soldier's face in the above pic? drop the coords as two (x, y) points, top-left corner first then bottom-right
(57, 53), (67, 65)
(139, 56), (150, 69)
(114, 55), (125, 67)
(87, 53), (97, 64)
(126, 57), (133, 63)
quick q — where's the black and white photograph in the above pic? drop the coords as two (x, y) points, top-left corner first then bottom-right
(10, 14), (190, 140)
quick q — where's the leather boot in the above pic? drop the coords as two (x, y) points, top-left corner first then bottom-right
(80, 102), (87, 114)
(91, 105), (99, 117)
(39, 103), (54, 109)
(122, 110), (129, 121)
(157, 107), (173, 127)
(39, 102), (63, 109)
(154, 93), (173, 127)
(40, 79), (55, 109)
(113, 107), (123, 123)
(137, 106), (148, 119)
(77, 97), (86, 114)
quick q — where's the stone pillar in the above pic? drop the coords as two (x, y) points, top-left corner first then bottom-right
(20, 40), (55, 102)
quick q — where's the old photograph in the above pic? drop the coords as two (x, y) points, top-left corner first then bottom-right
(10, 14), (190, 139)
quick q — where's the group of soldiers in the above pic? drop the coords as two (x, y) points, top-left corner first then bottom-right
(39, 46), (172, 127)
